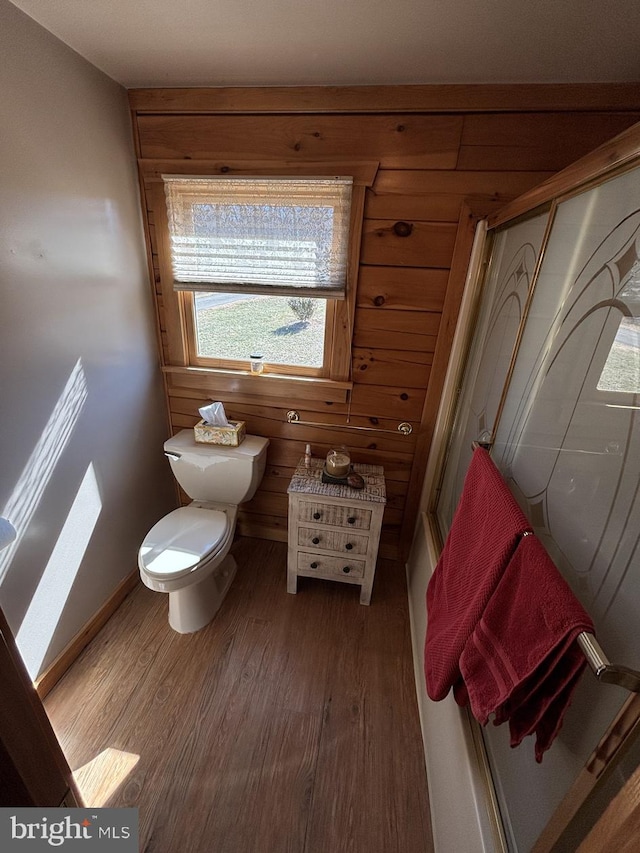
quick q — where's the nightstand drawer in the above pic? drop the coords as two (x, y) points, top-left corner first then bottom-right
(298, 527), (369, 556)
(298, 501), (372, 530)
(297, 552), (366, 579)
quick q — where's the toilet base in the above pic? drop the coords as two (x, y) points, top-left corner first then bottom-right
(168, 554), (238, 634)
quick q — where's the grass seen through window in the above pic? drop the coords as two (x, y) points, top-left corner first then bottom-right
(194, 293), (327, 368)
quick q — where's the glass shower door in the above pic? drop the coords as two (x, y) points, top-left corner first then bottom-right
(435, 209), (550, 533)
(434, 164), (640, 851)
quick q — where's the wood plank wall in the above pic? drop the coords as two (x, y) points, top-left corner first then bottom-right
(129, 86), (640, 561)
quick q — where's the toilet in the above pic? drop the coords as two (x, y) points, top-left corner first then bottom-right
(138, 429), (269, 633)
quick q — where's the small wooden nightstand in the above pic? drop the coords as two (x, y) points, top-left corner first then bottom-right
(287, 458), (386, 605)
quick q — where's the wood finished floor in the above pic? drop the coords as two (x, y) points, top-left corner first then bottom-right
(44, 537), (432, 853)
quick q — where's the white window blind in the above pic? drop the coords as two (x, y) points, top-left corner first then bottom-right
(162, 175), (353, 299)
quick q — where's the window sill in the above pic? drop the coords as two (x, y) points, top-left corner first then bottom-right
(163, 365), (352, 403)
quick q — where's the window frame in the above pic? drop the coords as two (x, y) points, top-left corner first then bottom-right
(148, 162), (377, 388)
(183, 291), (334, 377)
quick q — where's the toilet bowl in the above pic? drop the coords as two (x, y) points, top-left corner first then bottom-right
(138, 430), (269, 633)
(139, 503), (238, 632)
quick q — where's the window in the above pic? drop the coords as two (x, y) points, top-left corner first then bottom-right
(191, 292), (328, 370)
(161, 175), (353, 377)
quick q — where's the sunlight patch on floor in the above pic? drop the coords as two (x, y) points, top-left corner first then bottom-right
(73, 748), (140, 807)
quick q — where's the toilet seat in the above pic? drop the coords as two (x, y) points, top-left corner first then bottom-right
(139, 506), (230, 581)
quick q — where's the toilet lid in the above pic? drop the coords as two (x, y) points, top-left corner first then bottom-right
(139, 506), (228, 579)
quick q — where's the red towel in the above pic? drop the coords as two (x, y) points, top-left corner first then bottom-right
(424, 447), (531, 701)
(459, 534), (594, 762)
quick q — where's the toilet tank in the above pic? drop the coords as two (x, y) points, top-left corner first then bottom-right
(164, 430), (269, 504)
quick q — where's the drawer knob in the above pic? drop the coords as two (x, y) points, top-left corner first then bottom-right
(313, 512), (322, 520)
(310, 562), (318, 569)
(312, 537), (320, 545)
(343, 566), (351, 573)
(347, 517), (356, 524)
(345, 543), (353, 551)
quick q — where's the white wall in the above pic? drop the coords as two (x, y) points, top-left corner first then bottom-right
(0, 0), (175, 678)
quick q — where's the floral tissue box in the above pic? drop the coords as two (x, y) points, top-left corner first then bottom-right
(193, 419), (246, 446)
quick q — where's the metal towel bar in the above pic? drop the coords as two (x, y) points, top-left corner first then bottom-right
(286, 410), (413, 436)
(469, 439), (640, 693)
(577, 634), (640, 693)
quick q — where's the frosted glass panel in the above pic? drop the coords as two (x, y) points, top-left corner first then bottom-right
(487, 166), (640, 850)
(436, 210), (549, 533)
